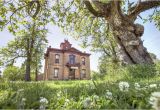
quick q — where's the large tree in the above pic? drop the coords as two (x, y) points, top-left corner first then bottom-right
(0, 0), (160, 65)
(83, 0), (160, 64)
(0, 0), (48, 81)
(0, 24), (47, 81)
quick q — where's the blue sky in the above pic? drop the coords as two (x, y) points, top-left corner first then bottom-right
(0, 10), (160, 72)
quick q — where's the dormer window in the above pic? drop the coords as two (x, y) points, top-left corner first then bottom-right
(69, 55), (75, 64)
(82, 57), (85, 65)
(55, 54), (60, 63)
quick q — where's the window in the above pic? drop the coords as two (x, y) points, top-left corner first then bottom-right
(81, 69), (86, 78)
(55, 54), (60, 63)
(69, 55), (75, 64)
(54, 68), (59, 78)
(82, 57), (85, 65)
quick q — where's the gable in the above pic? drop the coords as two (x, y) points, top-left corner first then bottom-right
(69, 47), (81, 53)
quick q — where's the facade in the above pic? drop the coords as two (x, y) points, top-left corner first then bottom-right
(43, 40), (91, 80)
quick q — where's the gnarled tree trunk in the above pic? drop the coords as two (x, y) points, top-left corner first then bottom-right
(106, 1), (153, 64)
(84, 0), (160, 64)
(111, 23), (153, 64)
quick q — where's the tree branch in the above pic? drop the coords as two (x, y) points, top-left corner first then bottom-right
(83, 0), (111, 17)
(83, 0), (104, 17)
(128, 0), (160, 21)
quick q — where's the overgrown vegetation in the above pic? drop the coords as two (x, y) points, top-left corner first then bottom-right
(0, 0), (160, 109)
(0, 62), (160, 109)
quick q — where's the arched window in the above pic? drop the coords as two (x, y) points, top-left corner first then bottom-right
(82, 57), (85, 65)
(55, 54), (60, 63)
(69, 55), (75, 64)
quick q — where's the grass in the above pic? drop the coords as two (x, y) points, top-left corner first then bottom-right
(0, 63), (160, 109)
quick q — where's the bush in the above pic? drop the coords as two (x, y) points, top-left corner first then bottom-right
(126, 64), (157, 79)
(91, 71), (105, 80)
(3, 66), (24, 81)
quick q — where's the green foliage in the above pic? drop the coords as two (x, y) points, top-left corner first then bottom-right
(98, 54), (120, 77)
(91, 71), (105, 80)
(3, 66), (24, 81)
(0, 79), (160, 109)
(125, 64), (157, 79)
(0, 62), (160, 109)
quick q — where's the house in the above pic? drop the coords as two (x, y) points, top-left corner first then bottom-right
(43, 40), (91, 80)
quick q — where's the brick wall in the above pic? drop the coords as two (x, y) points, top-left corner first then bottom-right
(43, 48), (90, 80)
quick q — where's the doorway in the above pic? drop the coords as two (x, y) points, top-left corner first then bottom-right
(69, 69), (75, 79)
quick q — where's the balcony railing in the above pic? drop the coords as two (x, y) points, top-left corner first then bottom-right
(66, 62), (80, 67)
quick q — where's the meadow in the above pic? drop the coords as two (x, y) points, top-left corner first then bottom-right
(0, 63), (160, 109)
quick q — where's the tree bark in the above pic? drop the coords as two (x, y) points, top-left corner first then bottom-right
(111, 23), (153, 64)
(84, 0), (160, 64)
(25, 39), (31, 81)
(106, 1), (153, 64)
(35, 67), (38, 81)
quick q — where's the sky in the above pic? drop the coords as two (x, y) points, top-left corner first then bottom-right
(0, 10), (160, 72)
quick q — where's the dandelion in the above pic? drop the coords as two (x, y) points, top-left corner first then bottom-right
(83, 97), (92, 108)
(149, 84), (157, 88)
(149, 92), (160, 110)
(105, 90), (112, 100)
(134, 83), (141, 90)
(39, 97), (48, 110)
(119, 81), (129, 92)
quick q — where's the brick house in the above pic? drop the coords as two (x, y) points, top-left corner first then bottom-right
(43, 40), (91, 80)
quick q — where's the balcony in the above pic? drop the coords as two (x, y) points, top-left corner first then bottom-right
(66, 62), (80, 67)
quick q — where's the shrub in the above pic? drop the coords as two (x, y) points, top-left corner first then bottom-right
(91, 71), (105, 80)
(126, 64), (157, 79)
(3, 66), (24, 81)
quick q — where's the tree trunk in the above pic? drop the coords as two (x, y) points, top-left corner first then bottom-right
(25, 39), (31, 81)
(83, 0), (157, 64)
(107, 17), (153, 64)
(25, 53), (31, 81)
(35, 66), (38, 81)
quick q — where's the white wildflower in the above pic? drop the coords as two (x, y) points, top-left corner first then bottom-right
(17, 89), (24, 93)
(89, 83), (96, 89)
(57, 91), (62, 99)
(93, 95), (99, 101)
(19, 98), (26, 109)
(134, 83), (141, 90)
(22, 98), (26, 102)
(149, 84), (157, 88)
(105, 90), (112, 100)
(149, 92), (160, 110)
(39, 97), (48, 110)
(119, 81), (129, 92)
(40, 97), (48, 104)
(83, 97), (92, 108)
(64, 99), (70, 107)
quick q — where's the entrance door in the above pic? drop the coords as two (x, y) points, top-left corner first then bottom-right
(69, 69), (75, 79)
